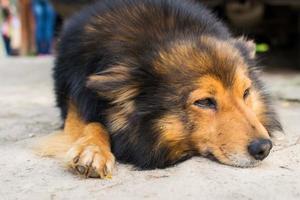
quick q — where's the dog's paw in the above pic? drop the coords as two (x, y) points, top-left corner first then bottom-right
(66, 140), (115, 178)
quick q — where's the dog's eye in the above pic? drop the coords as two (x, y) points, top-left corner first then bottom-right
(243, 88), (251, 100)
(194, 98), (217, 110)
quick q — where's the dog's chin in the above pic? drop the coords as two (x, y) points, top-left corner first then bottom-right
(225, 154), (261, 168)
(212, 153), (261, 168)
(228, 155), (261, 168)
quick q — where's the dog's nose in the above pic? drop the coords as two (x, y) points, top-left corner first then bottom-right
(248, 139), (272, 160)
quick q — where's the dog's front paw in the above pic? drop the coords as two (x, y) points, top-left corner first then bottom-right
(66, 139), (115, 178)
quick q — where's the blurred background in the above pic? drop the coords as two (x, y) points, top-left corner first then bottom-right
(0, 0), (299, 68)
(0, 1), (300, 198)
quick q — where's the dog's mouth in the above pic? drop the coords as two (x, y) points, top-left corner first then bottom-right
(202, 150), (261, 168)
(203, 152), (219, 162)
(224, 154), (261, 168)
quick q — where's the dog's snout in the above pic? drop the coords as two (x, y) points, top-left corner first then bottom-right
(248, 139), (272, 160)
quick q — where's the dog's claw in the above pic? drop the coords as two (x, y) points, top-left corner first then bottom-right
(88, 168), (100, 178)
(73, 155), (80, 164)
(66, 143), (115, 178)
(76, 165), (86, 174)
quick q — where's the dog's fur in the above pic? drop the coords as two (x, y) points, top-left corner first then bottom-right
(43, 0), (282, 178)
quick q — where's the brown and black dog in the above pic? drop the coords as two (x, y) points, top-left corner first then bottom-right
(41, 0), (282, 178)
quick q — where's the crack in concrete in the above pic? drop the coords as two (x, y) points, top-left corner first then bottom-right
(273, 141), (300, 152)
(279, 98), (300, 104)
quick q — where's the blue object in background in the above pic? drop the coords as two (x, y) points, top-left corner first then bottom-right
(2, 35), (11, 55)
(32, 0), (56, 55)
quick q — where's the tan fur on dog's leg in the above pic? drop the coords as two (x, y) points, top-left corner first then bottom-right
(37, 103), (115, 178)
(66, 122), (115, 178)
(35, 102), (85, 158)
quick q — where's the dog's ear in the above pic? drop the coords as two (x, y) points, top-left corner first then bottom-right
(86, 66), (138, 102)
(232, 37), (256, 59)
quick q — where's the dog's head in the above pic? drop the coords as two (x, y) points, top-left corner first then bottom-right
(87, 36), (282, 168)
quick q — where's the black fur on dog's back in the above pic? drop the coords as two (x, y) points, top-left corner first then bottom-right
(53, 0), (281, 169)
(54, 0), (229, 118)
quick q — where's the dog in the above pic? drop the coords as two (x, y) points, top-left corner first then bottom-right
(43, 0), (282, 178)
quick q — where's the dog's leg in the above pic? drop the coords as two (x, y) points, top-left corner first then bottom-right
(65, 103), (115, 178)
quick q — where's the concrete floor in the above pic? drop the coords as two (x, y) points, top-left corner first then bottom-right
(0, 57), (299, 200)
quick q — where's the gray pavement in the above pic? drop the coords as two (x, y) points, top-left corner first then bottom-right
(0, 57), (299, 200)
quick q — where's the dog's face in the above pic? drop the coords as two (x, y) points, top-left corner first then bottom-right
(87, 36), (282, 168)
(153, 36), (280, 167)
(187, 69), (270, 167)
